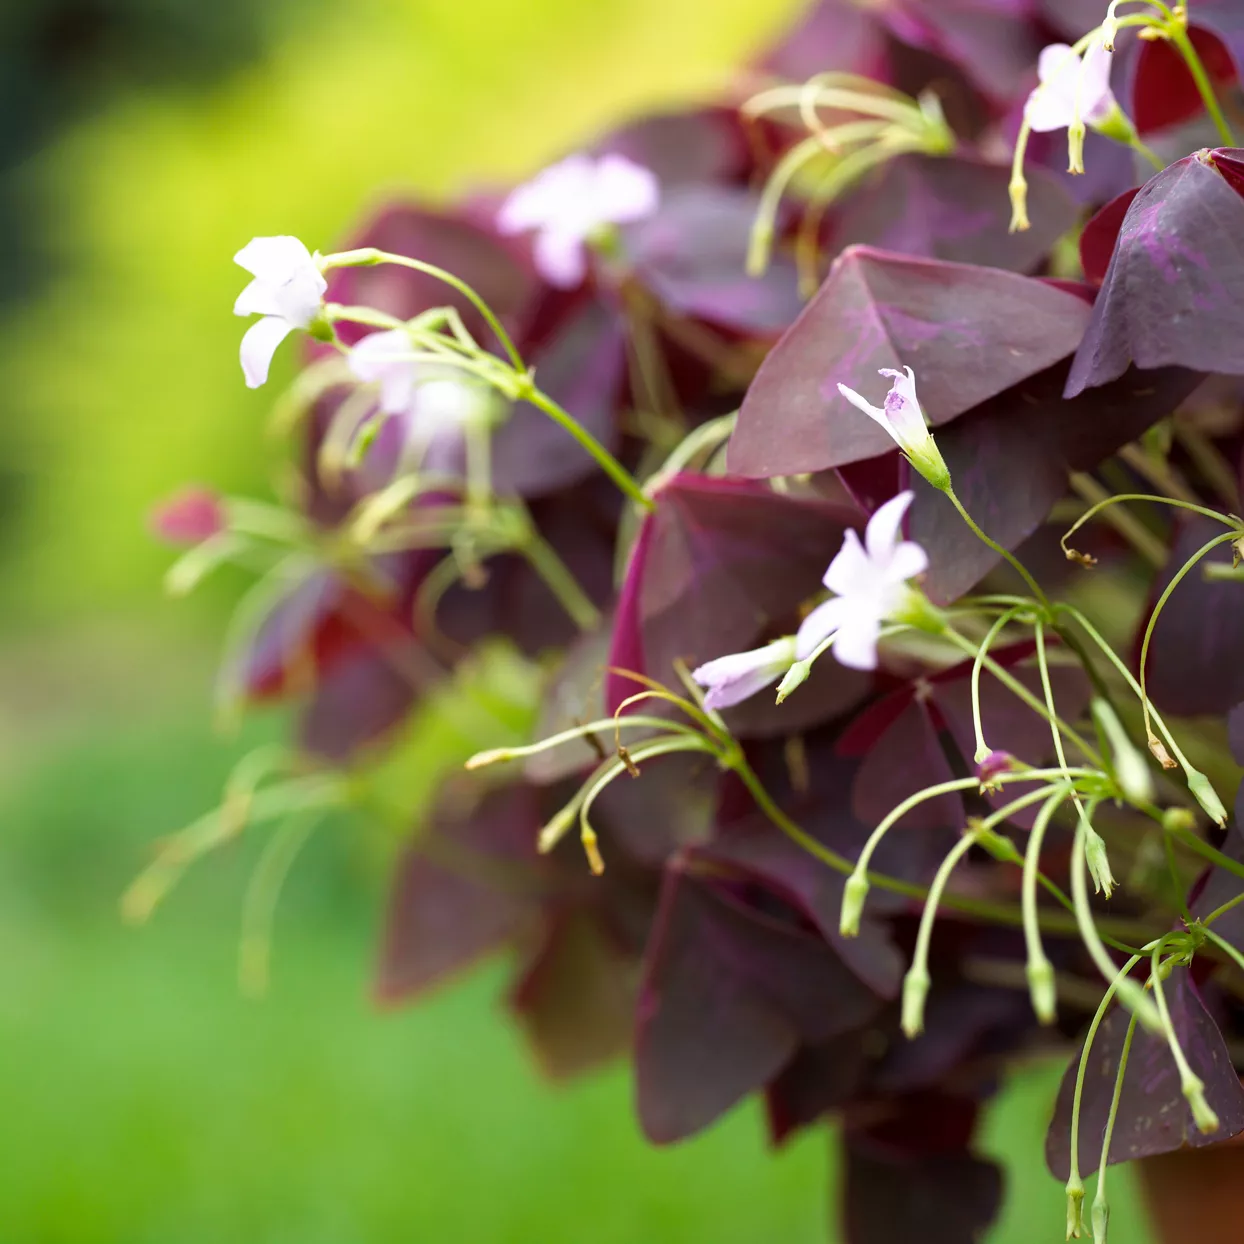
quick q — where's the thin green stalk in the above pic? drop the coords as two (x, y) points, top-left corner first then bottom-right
(465, 715), (695, 770)
(1092, 1008), (1140, 1242)
(943, 626), (1101, 764)
(1150, 941), (1220, 1132)
(1137, 530), (1238, 748)
(1024, 787), (1073, 1022)
(969, 605), (1027, 762)
(902, 828), (984, 1036)
(324, 249), (525, 371)
(1168, 23), (1235, 145)
(524, 386), (653, 511)
(1201, 927), (1244, 977)
(1071, 815), (1160, 1030)
(945, 486), (1049, 605)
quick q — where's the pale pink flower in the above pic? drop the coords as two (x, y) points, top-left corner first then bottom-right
(795, 491), (928, 671)
(1024, 38), (1116, 133)
(497, 154), (659, 288)
(692, 636), (798, 710)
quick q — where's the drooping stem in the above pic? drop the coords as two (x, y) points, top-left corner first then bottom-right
(1023, 787), (1072, 1023)
(944, 486), (1049, 605)
(968, 605), (1027, 762)
(1149, 941), (1220, 1132)
(1092, 1007), (1140, 1242)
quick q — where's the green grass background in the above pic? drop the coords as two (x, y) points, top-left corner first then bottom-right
(0, 0), (1157, 1238)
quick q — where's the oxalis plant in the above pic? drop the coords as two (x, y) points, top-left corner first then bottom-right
(136, 2), (1244, 1241)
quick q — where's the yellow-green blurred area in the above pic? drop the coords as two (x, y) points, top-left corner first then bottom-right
(0, 2), (1157, 1239)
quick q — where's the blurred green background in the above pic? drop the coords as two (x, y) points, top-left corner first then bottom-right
(0, 1), (1156, 1239)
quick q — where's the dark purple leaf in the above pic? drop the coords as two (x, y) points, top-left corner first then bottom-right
(907, 361), (1201, 602)
(1144, 515), (1244, 717)
(375, 788), (547, 1004)
(626, 186), (803, 335)
(635, 854), (884, 1143)
(758, 0), (884, 82)
(1080, 188), (1141, 286)
(1229, 703), (1244, 767)
(831, 154), (1077, 274)
(1046, 965), (1244, 1178)
(1067, 151), (1244, 397)
(299, 645), (421, 762)
(766, 1032), (871, 1144)
(729, 247), (1093, 478)
(845, 1128), (1003, 1244)
(508, 911), (636, 1081)
(844, 1094), (1003, 1244)
(598, 108), (748, 189)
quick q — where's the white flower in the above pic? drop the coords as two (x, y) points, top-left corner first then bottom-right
(497, 153), (659, 288)
(1024, 38), (1115, 133)
(837, 366), (950, 490)
(692, 636), (798, 710)
(233, 236), (327, 388)
(795, 491), (928, 671)
(348, 329), (494, 440)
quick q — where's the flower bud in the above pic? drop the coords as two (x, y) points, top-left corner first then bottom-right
(901, 965), (930, 1038)
(1065, 1174), (1085, 1239)
(775, 657), (811, 705)
(1162, 806), (1197, 835)
(837, 368), (951, 492)
(976, 749), (1014, 794)
(150, 487), (226, 545)
(1090, 698), (1154, 804)
(1027, 953), (1058, 1025)
(1090, 1195), (1108, 1244)
(1067, 119), (1087, 175)
(1084, 823), (1116, 898)
(1187, 770), (1228, 827)
(1182, 1071), (1220, 1134)
(839, 871), (870, 938)
(1009, 172), (1031, 233)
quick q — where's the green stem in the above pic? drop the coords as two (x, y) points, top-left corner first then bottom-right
(1168, 23), (1235, 146)
(524, 386), (654, 511)
(1024, 787), (1072, 1023)
(945, 486), (1049, 604)
(969, 605), (1027, 762)
(324, 249), (525, 372)
(1092, 1007), (1140, 1242)
(943, 625), (1101, 765)
(1137, 530), (1238, 748)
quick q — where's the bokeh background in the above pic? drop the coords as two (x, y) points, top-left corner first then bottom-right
(0, 2), (1158, 1239)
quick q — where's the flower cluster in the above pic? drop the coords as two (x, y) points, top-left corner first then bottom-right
(149, 3), (1244, 1241)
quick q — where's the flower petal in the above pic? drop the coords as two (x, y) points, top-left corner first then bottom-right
(864, 490), (916, 563)
(795, 595), (850, 660)
(837, 383), (897, 442)
(1080, 37), (1116, 124)
(1027, 44), (1081, 132)
(533, 227), (588, 288)
(693, 639), (794, 710)
(234, 235), (316, 283)
(592, 154), (660, 225)
(823, 528), (871, 596)
(831, 612), (883, 671)
(233, 278), (283, 319)
(349, 330), (420, 415)
(239, 315), (294, 389)
(886, 540), (929, 583)
(497, 155), (594, 234)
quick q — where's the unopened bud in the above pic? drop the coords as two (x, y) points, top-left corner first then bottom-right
(1091, 1194), (1108, 1244)
(1065, 1174), (1085, 1239)
(1102, 3), (1122, 51)
(1067, 119), (1087, 175)
(839, 871), (870, 938)
(1183, 1072), (1220, 1134)
(1162, 806), (1197, 834)
(151, 486), (227, 545)
(975, 826), (1024, 866)
(901, 966), (930, 1038)
(1187, 770), (1228, 827)
(1009, 174), (1030, 233)
(1084, 823), (1116, 898)
(976, 748), (1014, 793)
(1091, 698), (1154, 804)
(775, 658), (811, 705)
(537, 803), (577, 854)
(581, 827), (605, 876)
(1027, 954), (1058, 1025)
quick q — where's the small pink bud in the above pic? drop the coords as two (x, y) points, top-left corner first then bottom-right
(977, 749), (1014, 792)
(150, 487), (226, 545)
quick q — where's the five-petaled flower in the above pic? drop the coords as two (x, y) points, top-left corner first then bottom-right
(837, 367), (950, 490)
(795, 490), (928, 671)
(1024, 38), (1118, 172)
(348, 330), (493, 442)
(691, 636), (798, 710)
(497, 153), (659, 289)
(234, 236), (328, 389)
